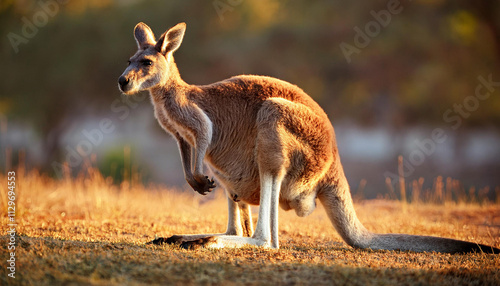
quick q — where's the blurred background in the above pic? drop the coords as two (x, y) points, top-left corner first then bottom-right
(1, 0), (499, 199)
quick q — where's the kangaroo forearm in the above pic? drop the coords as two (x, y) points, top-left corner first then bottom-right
(192, 138), (209, 175)
(177, 137), (193, 180)
(165, 102), (212, 182)
(175, 121), (215, 195)
(180, 105), (213, 178)
(177, 135), (213, 195)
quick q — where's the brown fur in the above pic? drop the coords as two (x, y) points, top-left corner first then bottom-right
(119, 22), (499, 254)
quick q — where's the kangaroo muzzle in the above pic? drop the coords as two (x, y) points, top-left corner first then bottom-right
(118, 76), (130, 93)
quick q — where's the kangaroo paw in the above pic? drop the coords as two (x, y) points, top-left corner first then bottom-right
(191, 175), (217, 195)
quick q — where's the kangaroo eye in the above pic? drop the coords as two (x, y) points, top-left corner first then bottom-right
(141, 60), (153, 66)
(127, 60), (131, 66)
(142, 60), (153, 66)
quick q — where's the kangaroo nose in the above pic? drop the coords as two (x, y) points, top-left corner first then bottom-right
(118, 76), (129, 89)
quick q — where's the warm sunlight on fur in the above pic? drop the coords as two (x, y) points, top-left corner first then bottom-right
(117, 22), (499, 253)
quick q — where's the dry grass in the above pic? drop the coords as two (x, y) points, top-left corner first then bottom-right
(1, 169), (499, 285)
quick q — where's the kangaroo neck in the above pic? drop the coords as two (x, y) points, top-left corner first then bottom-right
(150, 60), (191, 104)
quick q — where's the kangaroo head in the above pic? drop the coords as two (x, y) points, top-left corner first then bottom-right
(118, 22), (186, 94)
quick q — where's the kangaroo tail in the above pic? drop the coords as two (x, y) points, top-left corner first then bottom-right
(318, 184), (500, 254)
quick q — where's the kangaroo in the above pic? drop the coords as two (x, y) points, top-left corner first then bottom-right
(118, 22), (499, 254)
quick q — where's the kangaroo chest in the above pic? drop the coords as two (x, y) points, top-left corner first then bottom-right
(152, 100), (196, 146)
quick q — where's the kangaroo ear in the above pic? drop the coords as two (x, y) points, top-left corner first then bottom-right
(134, 22), (156, 49)
(155, 22), (186, 55)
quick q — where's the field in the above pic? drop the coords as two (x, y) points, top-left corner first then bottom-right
(1, 169), (499, 285)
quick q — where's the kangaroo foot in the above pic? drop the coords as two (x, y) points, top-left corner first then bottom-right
(147, 235), (184, 245)
(180, 236), (217, 250)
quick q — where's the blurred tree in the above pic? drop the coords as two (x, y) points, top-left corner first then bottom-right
(0, 0), (499, 173)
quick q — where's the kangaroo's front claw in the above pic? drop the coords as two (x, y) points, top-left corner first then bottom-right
(191, 175), (216, 195)
(205, 176), (216, 192)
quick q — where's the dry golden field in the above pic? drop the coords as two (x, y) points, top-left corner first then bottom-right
(1, 168), (499, 285)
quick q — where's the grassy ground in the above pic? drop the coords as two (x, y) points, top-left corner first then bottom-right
(1, 169), (499, 285)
